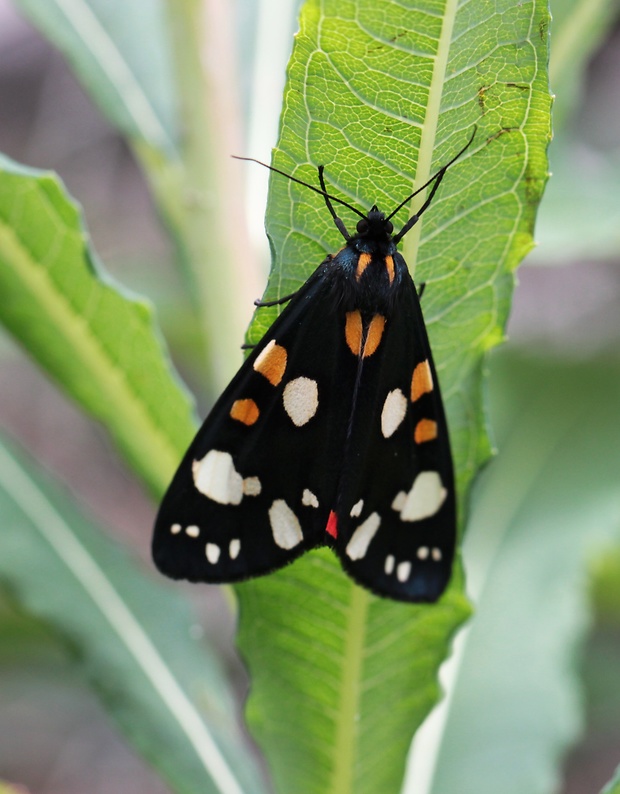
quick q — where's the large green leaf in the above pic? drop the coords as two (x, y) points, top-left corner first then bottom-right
(236, 1), (552, 792)
(0, 155), (195, 495)
(428, 350), (620, 794)
(13, 0), (178, 156)
(602, 766), (620, 794)
(0, 433), (266, 794)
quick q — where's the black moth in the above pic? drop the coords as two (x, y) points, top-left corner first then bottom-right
(153, 131), (475, 603)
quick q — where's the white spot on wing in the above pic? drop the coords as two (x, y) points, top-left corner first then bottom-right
(391, 491), (406, 512)
(432, 547), (442, 561)
(283, 377), (318, 426)
(397, 560), (412, 582)
(185, 525), (200, 538)
(206, 542), (220, 564)
(350, 499), (364, 518)
(229, 539), (241, 559)
(396, 471), (447, 522)
(269, 499), (303, 549)
(302, 488), (319, 508)
(243, 476), (262, 496)
(192, 450), (243, 505)
(346, 512), (381, 560)
(417, 546), (429, 560)
(381, 388), (408, 438)
(384, 554), (395, 574)
(171, 523), (182, 534)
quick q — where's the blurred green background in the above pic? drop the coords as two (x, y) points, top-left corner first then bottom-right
(0, 1), (619, 792)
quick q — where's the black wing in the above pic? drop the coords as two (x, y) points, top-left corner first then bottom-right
(332, 258), (456, 602)
(154, 253), (455, 601)
(153, 263), (364, 582)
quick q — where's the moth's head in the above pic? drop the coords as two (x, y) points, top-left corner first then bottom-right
(355, 207), (394, 239)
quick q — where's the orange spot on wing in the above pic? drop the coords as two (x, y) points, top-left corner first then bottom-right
(414, 418), (438, 443)
(230, 398), (260, 426)
(362, 314), (386, 358)
(346, 312), (386, 358)
(326, 510), (338, 539)
(355, 252), (372, 281)
(385, 255), (395, 284)
(253, 340), (287, 386)
(345, 311), (363, 356)
(411, 360), (433, 402)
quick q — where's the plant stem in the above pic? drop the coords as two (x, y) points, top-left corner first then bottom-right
(152, 0), (261, 394)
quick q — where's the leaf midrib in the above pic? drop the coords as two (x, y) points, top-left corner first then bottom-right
(0, 221), (181, 494)
(402, 0), (459, 279)
(330, 585), (369, 794)
(326, 4), (461, 791)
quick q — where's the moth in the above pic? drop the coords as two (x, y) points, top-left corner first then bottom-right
(153, 131), (475, 602)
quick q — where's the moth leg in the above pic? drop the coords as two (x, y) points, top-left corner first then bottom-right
(254, 290), (298, 307)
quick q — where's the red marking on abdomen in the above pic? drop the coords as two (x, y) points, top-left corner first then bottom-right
(326, 510), (338, 539)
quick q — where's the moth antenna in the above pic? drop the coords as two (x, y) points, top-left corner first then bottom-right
(318, 166), (350, 240)
(231, 154), (366, 223)
(232, 155), (366, 220)
(389, 126), (477, 242)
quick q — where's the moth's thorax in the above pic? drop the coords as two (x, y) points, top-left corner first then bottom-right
(351, 237), (397, 259)
(338, 209), (400, 300)
(328, 245), (406, 316)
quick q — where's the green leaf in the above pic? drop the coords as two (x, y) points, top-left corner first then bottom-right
(13, 0), (178, 156)
(602, 765), (620, 794)
(0, 784), (30, 794)
(591, 548), (620, 624)
(0, 599), (64, 663)
(0, 433), (266, 794)
(428, 350), (620, 794)
(237, 556), (470, 794)
(0, 155), (195, 496)
(237, 1), (552, 792)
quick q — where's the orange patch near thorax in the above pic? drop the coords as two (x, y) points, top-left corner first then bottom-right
(356, 253), (395, 284)
(363, 314), (385, 357)
(355, 252), (372, 281)
(345, 311), (386, 358)
(345, 311), (363, 356)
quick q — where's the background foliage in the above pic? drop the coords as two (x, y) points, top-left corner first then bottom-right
(0, 1), (619, 793)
